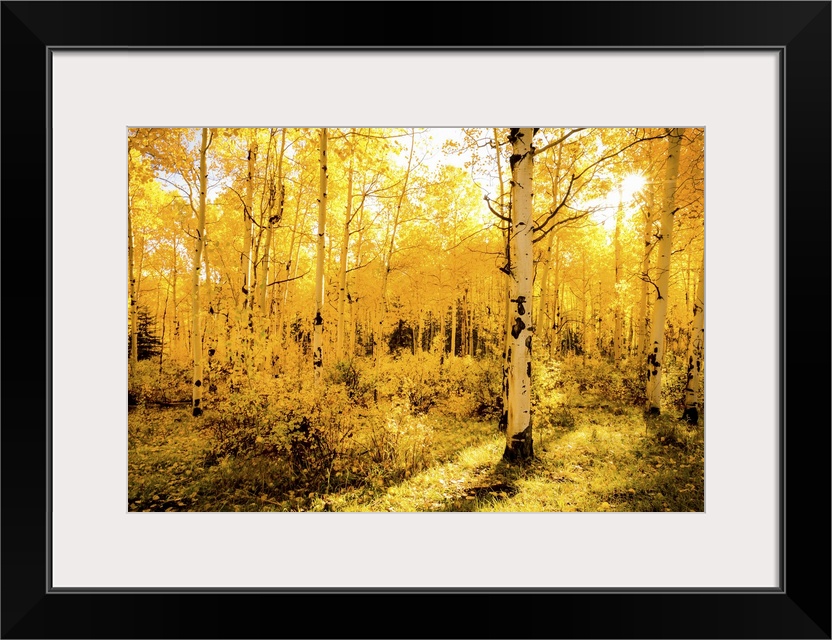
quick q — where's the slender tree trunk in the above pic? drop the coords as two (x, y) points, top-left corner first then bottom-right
(536, 142), (562, 335)
(258, 131), (285, 371)
(683, 259), (704, 424)
(203, 231), (217, 392)
(581, 253), (588, 365)
(336, 139), (354, 362)
(128, 203), (138, 375)
(613, 187), (623, 366)
(171, 238), (179, 359)
(646, 128), (684, 414)
(191, 128), (209, 417)
(313, 128), (327, 381)
(232, 136), (258, 381)
(159, 287), (168, 375)
(549, 235), (561, 358)
(242, 136), (258, 309)
(468, 289), (475, 357)
(493, 128), (512, 433)
(636, 188), (655, 358)
(259, 130), (285, 313)
(440, 307), (446, 355)
(682, 250), (693, 357)
(350, 196), (367, 360)
(504, 128), (535, 462)
(451, 297), (458, 357)
(379, 128), (416, 355)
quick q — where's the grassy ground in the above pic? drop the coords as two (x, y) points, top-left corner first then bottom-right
(129, 394), (704, 513)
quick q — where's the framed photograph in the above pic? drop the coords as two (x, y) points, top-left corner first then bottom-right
(3, 1), (829, 638)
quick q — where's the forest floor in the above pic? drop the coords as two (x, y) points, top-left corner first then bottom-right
(128, 388), (704, 513)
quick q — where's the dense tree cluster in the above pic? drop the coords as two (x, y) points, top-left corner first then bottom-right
(128, 127), (704, 462)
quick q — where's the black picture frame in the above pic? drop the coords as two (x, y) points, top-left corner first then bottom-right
(2, 2), (829, 638)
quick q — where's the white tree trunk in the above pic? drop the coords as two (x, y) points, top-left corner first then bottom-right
(493, 128), (512, 433)
(613, 187), (623, 366)
(313, 128), (327, 381)
(646, 128), (684, 414)
(258, 129), (285, 314)
(128, 203), (138, 375)
(450, 297), (458, 357)
(336, 142), (354, 362)
(191, 128), (209, 417)
(504, 128), (535, 462)
(683, 259), (704, 424)
(536, 142), (562, 334)
(242, 136), (257, 309)
(636, 188), (655, 358)
(550, 237), (560, 358)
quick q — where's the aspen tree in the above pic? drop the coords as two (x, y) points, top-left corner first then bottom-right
(636, 187), (656, 357)
(550, 236), (561, 358)
(450, 298), (458, 357)
(313, 128), (327, 381)
(336, 132), (355, 362)
(258, 129), (286, 314)
(536, 142), (562, 336)
(613, 186), (623, 365)
(128, 200), (138, 375)
(191, 127), (209, 417)
(380, 128), (415, 353)
(242, 135), (258, 310)
(504, 128), (535, 462)
(682, 259), (704, 424)
(646, 128), (684, 414)
(492, 128), (511, 433)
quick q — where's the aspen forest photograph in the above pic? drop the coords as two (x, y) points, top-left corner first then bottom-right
(128, 126), (705, 513)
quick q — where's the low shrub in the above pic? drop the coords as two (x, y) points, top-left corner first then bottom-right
(362, 402), (434, 481)
(128, 360), (192, 406)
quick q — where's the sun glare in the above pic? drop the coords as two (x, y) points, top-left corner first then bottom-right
(621, 172), (646, 201)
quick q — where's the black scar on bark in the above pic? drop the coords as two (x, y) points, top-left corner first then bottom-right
(502, 424), (534, 463)
(194, 379), (201, 387)
(192, 407), (203, 417)
(313, 312), (323, 326)
(525, 335), (532, 350)
(208, 348), (216, 357)
(647, 406), (660, 416)
(511, 317), (526, 339)
(498, 410), (508, 433)
(193, 398), (200, 407)
(527, 361), (531, 379)
(509, 153), (522, 171)
(507, 347), (511, 362)
(515, 295), (526, 316)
